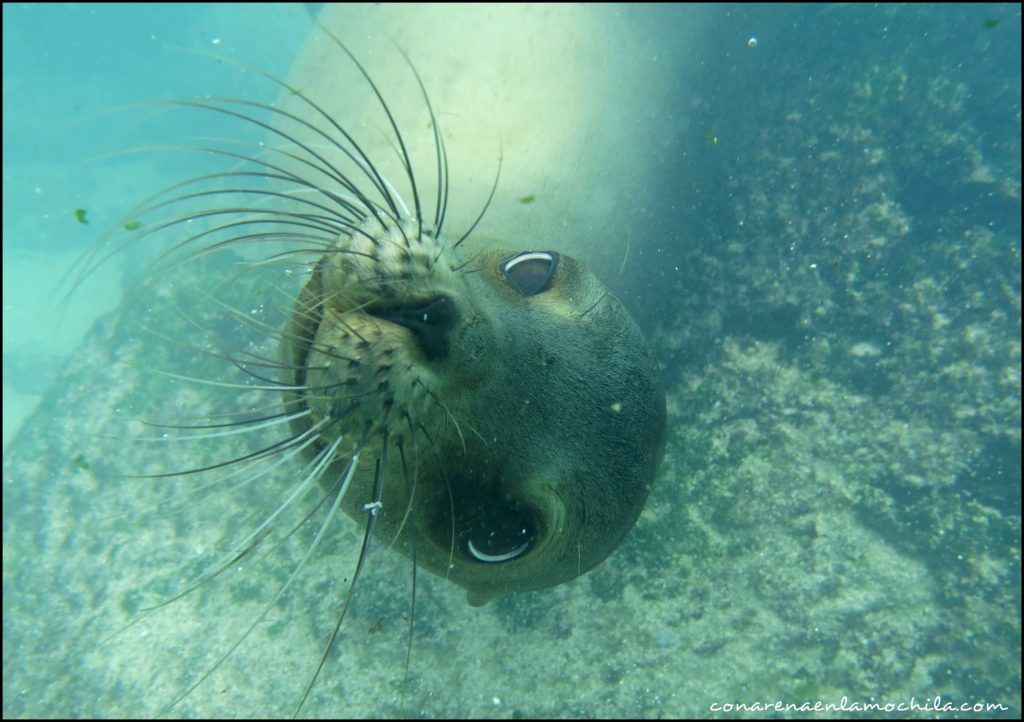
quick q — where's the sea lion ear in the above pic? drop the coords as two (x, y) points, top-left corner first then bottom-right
(466, 590), (499, 607)
(500, 251), (559, 296)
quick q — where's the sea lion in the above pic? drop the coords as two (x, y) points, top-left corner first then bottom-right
(247, 19), (666, 607)
(282, 214), (666, 605)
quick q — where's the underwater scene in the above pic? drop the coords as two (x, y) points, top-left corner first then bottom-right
(3, 3), (1020, 719)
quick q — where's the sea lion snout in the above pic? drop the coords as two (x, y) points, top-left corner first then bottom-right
(365, 295), (459, 360)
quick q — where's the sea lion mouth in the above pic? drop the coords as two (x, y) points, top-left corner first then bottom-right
(364, 295), (458, 360)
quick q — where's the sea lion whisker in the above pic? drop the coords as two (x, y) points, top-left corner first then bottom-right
(189, 140), (393, 226)
(95, 447), (331, 664)
(401, 527), (418, 713)
(389, 430), (417, 548)
(160, 97), (398, 229)
(264, 282), (311, 317)
(414, 420), (436, 448)
(133, 318), (297, 374)
(321, 309), (371, 346)
(451, 246), (489, 273)
(149, 368), (306, 393)
(392, 42), (446, 238)
(228, 357), (304, 389)
(243, 239), (364, 268)
(139, 408), (299, 432)
(397, 423), (420, 708)
(377, 169), (411, 220)
(64, 129), (363, 303)
(415, 380), (467, 455)
(450, 148), (502, 252)
(113, 161), (358, 229)
(149, 171), (384, 247)
(157, 445), (358, 718)
(132, 407), (309, 442)
(325, 272), (411, 297)
(398, 419), (456, 581)
(276, 323), (366, 368)
(316, 24), (422, 241)
(444, 472), (456, 581)
(132, 167), (364, 227)
(81, 142), (367, 226)
(309, 281), (435, 324)
(438, 131), (451, 237)
(117, 215), (351, 305)
(209, 445), (354, 579)
(207, 95), (405, 232)
(242, 256), (316, 279)
(61, 167), (238, 299)
(133, 398), (305, 423)
(89, 428), (329, 651)
(617, 227), (632, 278)
(294, 440), (385, 718)
(134, 142), (373, 224)
(287, 139), (426, 241)
(579, 291), (608, 319)
(189, 289), (341, 359)
(102, 424), (326, 530)
(118, 421), (318, 480)
(180, 435), (345, 587)
(170, 185), (369, 239)
(295, 386), (383, 404)
(171, 47), (407, 226)
(152, 225), (340, 274)
(140, 198), (351, 242)
(200, 265), (397, 353)
(228, 239), (340, 273)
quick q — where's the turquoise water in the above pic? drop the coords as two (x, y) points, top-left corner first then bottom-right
(2, 3), (309, 446)
(3, 3), (1020, 719)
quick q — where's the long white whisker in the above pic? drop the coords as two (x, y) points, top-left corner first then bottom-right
(157, 448), (359, 716)
(133, 409), (310, 442)
(148, 368), (310, 392)
(144, 419), (328, 520)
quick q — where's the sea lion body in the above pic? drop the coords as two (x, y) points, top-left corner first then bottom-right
(280, 4), (714, 275)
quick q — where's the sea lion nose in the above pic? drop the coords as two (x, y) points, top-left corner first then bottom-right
(368, 295), (458, 360)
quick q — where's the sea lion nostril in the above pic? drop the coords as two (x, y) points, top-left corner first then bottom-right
(367, 296), (458, 360)
(465, 503), (537, 564)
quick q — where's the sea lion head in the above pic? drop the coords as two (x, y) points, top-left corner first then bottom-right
(283, 215), (666, 605)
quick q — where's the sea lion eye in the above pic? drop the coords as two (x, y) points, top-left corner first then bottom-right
(465, 502), (537, 563)
(500, 251), (558, 296)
